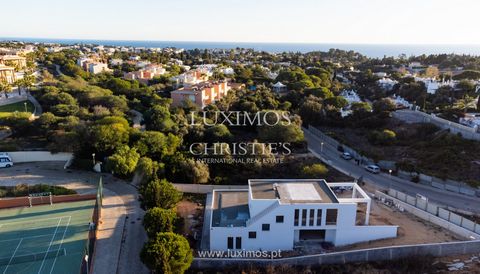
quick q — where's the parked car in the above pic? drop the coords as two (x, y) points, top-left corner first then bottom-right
(365, 164), (380, 174)
(0, 152), (13, 168)
(337, 145), (344, 152)
(340, 152), (353, 160)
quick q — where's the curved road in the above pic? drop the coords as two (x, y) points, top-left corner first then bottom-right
(304, 128), (480, 213)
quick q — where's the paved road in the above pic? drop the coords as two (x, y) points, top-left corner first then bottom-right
(54, 64), (63, 76)
(304, 128), (480, 213)
(27, 92), (42, 117)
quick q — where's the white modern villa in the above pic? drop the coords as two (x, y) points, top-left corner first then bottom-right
(208, 179), (398, 251)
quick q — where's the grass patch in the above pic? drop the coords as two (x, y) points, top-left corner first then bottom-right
(0, 100), (34, 118)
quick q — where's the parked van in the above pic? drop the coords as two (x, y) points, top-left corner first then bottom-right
(0, 152), (13, 168)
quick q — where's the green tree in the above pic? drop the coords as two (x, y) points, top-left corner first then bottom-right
(140, 232), (192, 274)
(454, 95), (477, 113)
(179, 158), (210, 184)
(204, 124), (232, 142)
(372, 98), (396, 114)
(143, 207), (177, 237)
(107, 145), (140, 177)
(90, 117), (130, 153)
(0, 80), (12, 98)
(141, 179), (182, 209)
(302, 163), (329, 178)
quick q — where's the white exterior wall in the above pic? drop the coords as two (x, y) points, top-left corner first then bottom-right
(334, 226), (398, 246)
(210, 202), (393, 251)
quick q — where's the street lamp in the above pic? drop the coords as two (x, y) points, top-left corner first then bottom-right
(92, 153), (96, 165)
(321, 142), (324, 153)
(389, 169), (392, 177)
(24, 102), (27, 113)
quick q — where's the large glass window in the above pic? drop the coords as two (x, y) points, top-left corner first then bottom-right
(301, 209), (307, 226)
(326, 209), (338, 225)
(294, 209), (299, 226)
(236, 237), (242, 249)
(316, 209), (322, 226)
(309, 209), (315, 226)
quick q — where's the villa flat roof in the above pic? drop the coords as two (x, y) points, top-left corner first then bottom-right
(212, 190), (250, 227)
(249, 179), (338, 204)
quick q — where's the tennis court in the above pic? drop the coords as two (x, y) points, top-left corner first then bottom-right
(0, 199), (96, 274)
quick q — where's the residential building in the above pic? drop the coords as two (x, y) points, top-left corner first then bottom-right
(171, 70), (209, 87)
(124, 64), (166, 83)
(208, 179), (397, 251)
(171, 81), (230, 108)
(0, 55), (27, 70)
(377, 78), (398, 91)
(272, 81), (287, 93)
(88, 63), (110, 74)
(0, 65), (16, 84)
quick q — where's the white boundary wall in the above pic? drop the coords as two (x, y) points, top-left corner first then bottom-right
(7, 151), (73, 164)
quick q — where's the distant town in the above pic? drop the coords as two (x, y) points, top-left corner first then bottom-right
(0, 39), (480, 274)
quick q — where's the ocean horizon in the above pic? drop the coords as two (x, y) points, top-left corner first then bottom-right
(2, 37), (480, 58)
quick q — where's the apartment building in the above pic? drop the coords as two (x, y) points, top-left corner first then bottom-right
(123, 64), (166, 83)
(0, 65), (16, 84)
(171, 81), (230, 108)
(171, 70), (209, 87)
(208, 179), (398, 251)
(0, 55), (27, 70)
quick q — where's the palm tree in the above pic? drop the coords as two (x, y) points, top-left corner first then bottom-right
(22, 72), (35, 93)
(454, 95), (477, 113)
(0, 80), (12, 99)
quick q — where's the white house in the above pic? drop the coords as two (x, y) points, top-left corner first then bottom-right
(208, 179), (398, 251)
(272, 82), (287, 93)
(88, 63), (110, 74)
(377, 78), (398, 91)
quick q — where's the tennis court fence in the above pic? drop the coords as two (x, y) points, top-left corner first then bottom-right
(81, 177), (103, 274)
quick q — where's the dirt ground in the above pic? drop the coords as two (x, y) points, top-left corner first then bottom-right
(176, 194), (205, 243)
(336, 183), (462, 251)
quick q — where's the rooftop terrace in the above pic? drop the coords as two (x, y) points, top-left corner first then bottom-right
(249, 179), (338, 204)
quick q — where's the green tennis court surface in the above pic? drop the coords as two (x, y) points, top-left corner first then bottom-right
(0, 200), (95, 274)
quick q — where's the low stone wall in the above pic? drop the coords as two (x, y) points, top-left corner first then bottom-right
(192, 240), (480, 269)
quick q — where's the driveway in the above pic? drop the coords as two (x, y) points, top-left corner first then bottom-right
(0, 162), (148, 274)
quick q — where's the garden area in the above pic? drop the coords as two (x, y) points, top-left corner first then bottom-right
(0, 100), (34, 118)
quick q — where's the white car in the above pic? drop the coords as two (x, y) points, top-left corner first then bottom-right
(0, 152), (13, 168)
(365, 164), (380, 174)
(341, 152), (353, 160)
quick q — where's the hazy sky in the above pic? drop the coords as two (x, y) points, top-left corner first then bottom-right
(2, 0), (480, 44)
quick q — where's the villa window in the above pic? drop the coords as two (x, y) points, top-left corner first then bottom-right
(236, 237), (242, 249)
(326, 209), (338, 225)
(249, 231), (256, 239)
(294, 209), (299, 226)
(276, 215), (284, 223)
(309, 209), (315, 226)
(301, 209), (307, 226)
(227, 237), (234, 249)
(262, 224), (270, 231)
(316, 209), (322, 226)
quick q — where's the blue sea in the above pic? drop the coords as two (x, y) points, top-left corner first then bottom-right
(2, 37), (480, 58)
